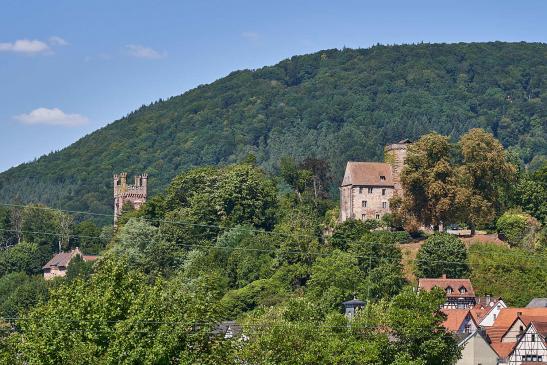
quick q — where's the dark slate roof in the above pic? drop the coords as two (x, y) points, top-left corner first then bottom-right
(526, 298), (547, 308)
(342, 298), (366, 306)
(42, 252), (74, 269)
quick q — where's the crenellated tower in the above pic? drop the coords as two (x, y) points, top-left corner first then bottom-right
(113, 172), (148, 224)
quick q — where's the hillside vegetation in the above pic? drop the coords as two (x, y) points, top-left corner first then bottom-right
(0, 42), (545, 214)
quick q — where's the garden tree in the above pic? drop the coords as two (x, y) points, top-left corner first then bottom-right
(72, 220), (105, 254)
(299, 157), (333, 200)
(414, 233), (469, 279)
(0, 242), (50, 277)
(399, 133), (459, 230)
(456, 129), (517, 233)
(511, 162), (547, 223)
(496, 209), (542, 249)
(20, 204), (60, 251)
(469, 243), (547, 306)
(16, 257), (231, 364)
(238, 298), (388, 365)
(55, 210), (73, 251)
(279, 156), (313, 202)
(386, 287), (460, 365)
(329, 219), (369, 250)
(306, 250), (367, 311)
(0, 272), (48, 317)
(110, 218), (182, 277)
(160, 164), (278, 245)
(65, 255), (94, 281)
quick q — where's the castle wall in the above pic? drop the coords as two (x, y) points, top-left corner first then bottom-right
(385, 142), (409, 195)
(350, 186), (394, 221)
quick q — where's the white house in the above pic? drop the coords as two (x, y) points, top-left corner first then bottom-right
(505, 321), (546, 364)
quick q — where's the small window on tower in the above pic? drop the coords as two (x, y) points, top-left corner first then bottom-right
(380, 175), (386, 181)
(362, 201), (367, 208)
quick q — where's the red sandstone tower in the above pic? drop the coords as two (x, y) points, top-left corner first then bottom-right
(113, 172), (148, 224)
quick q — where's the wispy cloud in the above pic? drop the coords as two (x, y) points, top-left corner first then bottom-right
(0, 39), (50, 54)
(48, 36), (68, 46)
(15, 108), (88, 127)
(125, 44), (166, 59)
(241, 31), (260, 42)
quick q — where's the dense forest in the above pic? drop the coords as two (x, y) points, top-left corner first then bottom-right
(0, 42), (545, 216)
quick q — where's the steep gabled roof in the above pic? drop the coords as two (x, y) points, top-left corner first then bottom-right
(418, 277), (475, 298)
(441, 309), (476, 332)
(486, 308), (547, 343)
(341, 162), (394, 187)
(42, 252), (75, 269)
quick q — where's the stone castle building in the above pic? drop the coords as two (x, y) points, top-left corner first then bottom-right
(113, 173), (148, 223)
(339, 140), (410, 222)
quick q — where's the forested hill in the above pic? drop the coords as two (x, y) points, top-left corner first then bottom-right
(0, 42), (545, 214)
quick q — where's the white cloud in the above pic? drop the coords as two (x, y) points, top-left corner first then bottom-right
(125, 44), (166, 59)
(48, 36), (68, 46)
(241, 31), (260, 42)
(15, 108), (88, 127)
(0, 39), (50, 54)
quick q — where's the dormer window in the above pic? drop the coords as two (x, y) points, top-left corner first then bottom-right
(446, 286), (453, 294)
(459, 286), (467, 294)
(380, 176), (386, 181)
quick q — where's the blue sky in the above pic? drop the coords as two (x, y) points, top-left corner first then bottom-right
(1, 0), (546, 172)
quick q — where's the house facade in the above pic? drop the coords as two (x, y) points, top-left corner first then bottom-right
(42, 247), (98, 280)
(418, 276), (476, 309)
(506, 321), (546, 364)
(339, 140), (410, 222)
(456, 330), (499, 365)
(472, 297), (508, 327)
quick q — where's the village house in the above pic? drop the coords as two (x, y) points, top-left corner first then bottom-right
(418, 275), (476, 309)
(456, 329), (499, 365)
(504, 320), (547, 364)
(471, 296), (508, 327)
(485, 308), (547, 364)
(442, 309), (479, 335)
(339, 140), (410, 222)
(42, 247), (98, 280)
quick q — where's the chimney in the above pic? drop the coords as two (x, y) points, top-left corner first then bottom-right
(486, 294), (491, 305)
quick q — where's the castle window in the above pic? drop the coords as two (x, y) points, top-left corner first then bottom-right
(361, 214), (366, 221)
(382, 202), (387, 209)
(375, 214), (380, 220)
(359, 187), (363, 194)
(382, 189), (386, 196)
(380, 176), (386, 181)
(362, 201), (367, 208)
(368, 187), (373, 194)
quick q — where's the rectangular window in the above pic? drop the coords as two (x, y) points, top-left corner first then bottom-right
(375, 214), (380, 220)
(531, 334), (536, 342)
(368, 187), (373, 194)
(362, 201), (367, 208)
(382, 189), (386, 196)
(382, 202), (387, 209)
(361, 214), (366, 221)
(359, 187), (363, 194)
(380, 175), (386, 181)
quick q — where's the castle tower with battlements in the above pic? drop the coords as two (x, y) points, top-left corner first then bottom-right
(113, 173), (148, 224)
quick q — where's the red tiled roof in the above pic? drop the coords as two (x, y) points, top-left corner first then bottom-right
(486, 308), (547, 343)
(418, 277), (475, 298)
(531, 321), (547, 337)
(441, 309), (474, 332)
(490, 342), (516, 359)
(341, 162), (394, 186)
(83, 255), (99, 262)
(470, 299), (503, 323)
